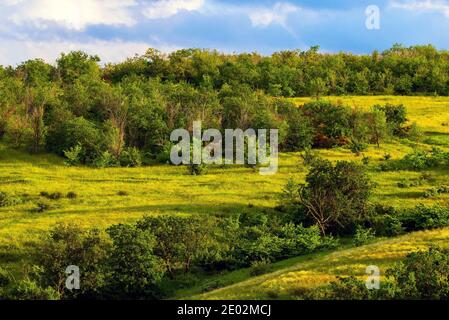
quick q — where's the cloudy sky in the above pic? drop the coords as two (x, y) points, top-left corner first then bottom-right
(1, 0), (449, 66)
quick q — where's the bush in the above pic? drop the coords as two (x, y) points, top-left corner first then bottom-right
(349, 140), (368, 156)
(63, 144), (82, 166)
(5, 278), (60, 300)
(188, 163), (208, 175)
(34, 200), (53, 213)
(300, 147), (319, 166)
(249, 259), (272, 276)
(353, 226), (376, 246)
(283, 109), (314, 152)
(407, 122), (423, 142)
(370, 214), (404, 237)
(361, 155), (371, 166)
(0, 267), (11, 287)
(374, 104), (407, 136)
(66, 191), (77, 199)
(117, 191), (129, 196)
(400, 204), (449, 231)
(423, 185), (449, 198)
(0, 191), (21, 207)
(40, 191), (62, 200)
(47, 117), (107, 165)
(34, 223), (110, 299)
(386, 247), (449, 299)
(329, 276), (373, 300)
(119, 147), (142, 167)
(95, 151), (119, 168)
(105, 224), (165, 299)
(156, 142), (175, 164)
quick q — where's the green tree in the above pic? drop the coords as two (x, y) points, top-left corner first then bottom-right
(105, 224), (165, 299)
(137, 216), (214, 275)
(367, 108), (388, 147)
(297, 160), (373, 235)
(34, 223), (110, 299)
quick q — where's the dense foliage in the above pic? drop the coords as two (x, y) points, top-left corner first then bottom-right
(0, 45), (438, 167)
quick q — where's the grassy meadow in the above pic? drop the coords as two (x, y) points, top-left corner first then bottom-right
(2, 95), (449, 298)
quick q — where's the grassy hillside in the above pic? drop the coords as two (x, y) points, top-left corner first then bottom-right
(2, 96), (449, 293)
(196, 227), (449, 300)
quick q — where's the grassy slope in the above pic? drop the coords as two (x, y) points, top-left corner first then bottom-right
(196, 228), (449, 300)
(1, 96), (449, 292)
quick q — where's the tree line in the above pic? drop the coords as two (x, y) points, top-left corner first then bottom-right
(0, 47), (425, 167)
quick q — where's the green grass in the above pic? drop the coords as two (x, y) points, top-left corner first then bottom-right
(1, 96), (449, 296)
(195, 228), (449, 300)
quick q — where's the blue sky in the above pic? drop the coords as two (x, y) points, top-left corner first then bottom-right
(1, 0), (449, 66)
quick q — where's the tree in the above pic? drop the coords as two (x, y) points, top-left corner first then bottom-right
(34, 223), (110, 299)
(99, 85), (128, 159)
(283, 108), (314, 151)
(374, 103), (407, 135)
(302, 100), (351, 147)
(56, 51), (100, 84)
(297, 160), (373, 235)
(367, 108), (388, 147)
(105, 224), (164, 299)
(24, 85), (57, 153)
(137, 216), (214, 275)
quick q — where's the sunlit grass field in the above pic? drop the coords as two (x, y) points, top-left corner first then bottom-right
(1, 96), (449, 297)
(197, 228), (449, 299)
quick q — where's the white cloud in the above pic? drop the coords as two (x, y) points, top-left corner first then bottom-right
(0, 38), (179, 66)
(249, 2), (299, 28)
(5, 0), (137, 30)
(143, 0), (204, 19)
(390, 0), (449, 18)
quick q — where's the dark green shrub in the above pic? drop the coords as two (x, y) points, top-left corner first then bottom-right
(374, 104), (407, 136)
(400, 204), (449, 231)
(117, 190), (129, 196)
(156, 142), (175, 164)
(349, 140), (368, 156)
(137, 215), (216, 275)
(47, 117), (107, 165)
(361, 155), (371, 166)
(34, 200), (53, 213)
(0, 267), (11, 287)
(66, 192), (77, 199)
(40, 191), (62, 200)
(371, 214), (404, 237)
(283, 108), (314, 152)
(423, 185), (449, 198)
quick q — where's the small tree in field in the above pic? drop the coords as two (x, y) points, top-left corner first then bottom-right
(297, 159), (373, 235)
(367, 108), (388, 147)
